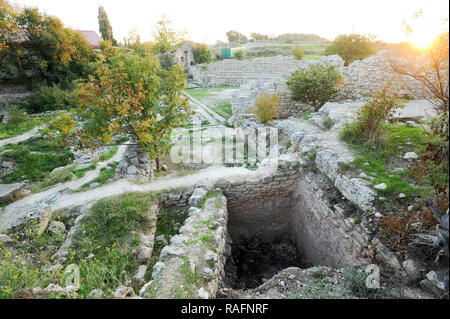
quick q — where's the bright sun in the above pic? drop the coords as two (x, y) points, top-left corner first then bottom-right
(410, 29), (436, 49)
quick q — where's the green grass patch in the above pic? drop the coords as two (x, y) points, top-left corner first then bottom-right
(73, 162), (97, 178)
(99, 146), (118, 161)
(343, 267), (383, 298)
(302, 54), (323, 61)
(299, 111), (313, 120)
(147, 207), (188, 279)
(80, 162), (119, 189)
(199, 191), (221, 210)
(0, 110), (46, 140)
(69, 192), (156, 297)
(210, 101), (232, 119)
(0, 137), (73, 183)
(341, 124), (430, 199)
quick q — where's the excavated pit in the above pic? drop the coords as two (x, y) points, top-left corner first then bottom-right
(225, 239), (309, 289)
(222, 170), (370, 290)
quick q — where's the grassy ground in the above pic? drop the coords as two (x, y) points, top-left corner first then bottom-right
(80, 162), (119, 190)
(188, 87), (236, 120)
(0, 191), (190, 298)
(302, 54), (323, 61)
(146, 207), (188, 281)
(0, 110), (46, 140)
(244, 42), (329, 58)
(0, 137), (73, 184)
(66, 192), (156, 297)
(341, 124), (431, 201)
(0, 217), (72, 298)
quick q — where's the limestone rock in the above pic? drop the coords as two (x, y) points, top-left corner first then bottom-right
(51, 164), (73, 176)
(315, 149), (353, 182)
(334, 176), (376, 211)
(198, 287), (210, 299)
(159, 245), (184, 261)
(0, 183), (25, 204)
(403, 152), (419, 160)
(188, 188), (207, 207)
(132, 265), (148, 286)
(88, 289), (104, 299)
(112, 285), (136, 299)
(419, 270), (448, 297)
(402, 259), (423, 281)
(0, 234), (14, 244)
(48, 221), (66, 235)
(374, 183), (387, 190)
(38, 206), (53, 235)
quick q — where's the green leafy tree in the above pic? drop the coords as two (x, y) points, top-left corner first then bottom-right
(325, 34), (376, 65)
(75, 52), (190, 170)
(0, 7), (96, 87)
(250, 33), (269, 41)
(152, 15), (186, 53)
(193, 43), (211, 64)
(0, 0), (17, 52)
(98, 6), (116, 45)
(286, 64), (341, 111)
(226, 30), (248, 43)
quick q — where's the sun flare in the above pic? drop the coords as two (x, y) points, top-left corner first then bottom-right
(409, 29), (436, 49)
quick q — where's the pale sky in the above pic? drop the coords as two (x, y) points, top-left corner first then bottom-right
(11, 0), (450, 44)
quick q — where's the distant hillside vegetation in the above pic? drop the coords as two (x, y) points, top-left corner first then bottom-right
(273, 33), (329, 43)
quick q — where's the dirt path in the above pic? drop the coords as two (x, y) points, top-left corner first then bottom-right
(188, 94), (227, 124)
(0, 144), (127, 230)
(0, 164), (266, 231)
(0, 125), (44, 148)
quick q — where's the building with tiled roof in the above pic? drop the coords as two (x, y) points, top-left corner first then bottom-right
(77, 30), (101, 49)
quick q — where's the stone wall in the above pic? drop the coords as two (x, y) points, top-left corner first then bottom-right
(231, 79), (313, 122)
(194, 51), (428, 122)
(290, 173), (370, 267)
(190, 55), (316, 86)
(140, 190), (229, 299)
(114, 144), (156, 182)
(223, 162), (372, 269)
(340, 50), (426, 99)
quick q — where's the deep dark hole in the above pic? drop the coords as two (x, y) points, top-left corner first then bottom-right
(224, 238), (309, 290)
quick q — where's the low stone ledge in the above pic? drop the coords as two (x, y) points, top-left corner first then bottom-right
(140, 192), (228, 299)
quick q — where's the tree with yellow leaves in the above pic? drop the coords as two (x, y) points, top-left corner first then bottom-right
(75, 52), (190, 170)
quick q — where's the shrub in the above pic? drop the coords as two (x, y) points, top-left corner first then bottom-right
(322, 115), (335, 130)
(23, 85), (78, 113)
(193, 43), (211, 64)
(286, 64), (341, 111)
(233, 50), (245, 60)
(0, 109), (37, 139)
(340, 88), (402, 144)
(292, 46), (305, 60)
(343, 267), (373, 298)
(324, 34), (376, 65)
(250, 93), (280, 123)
